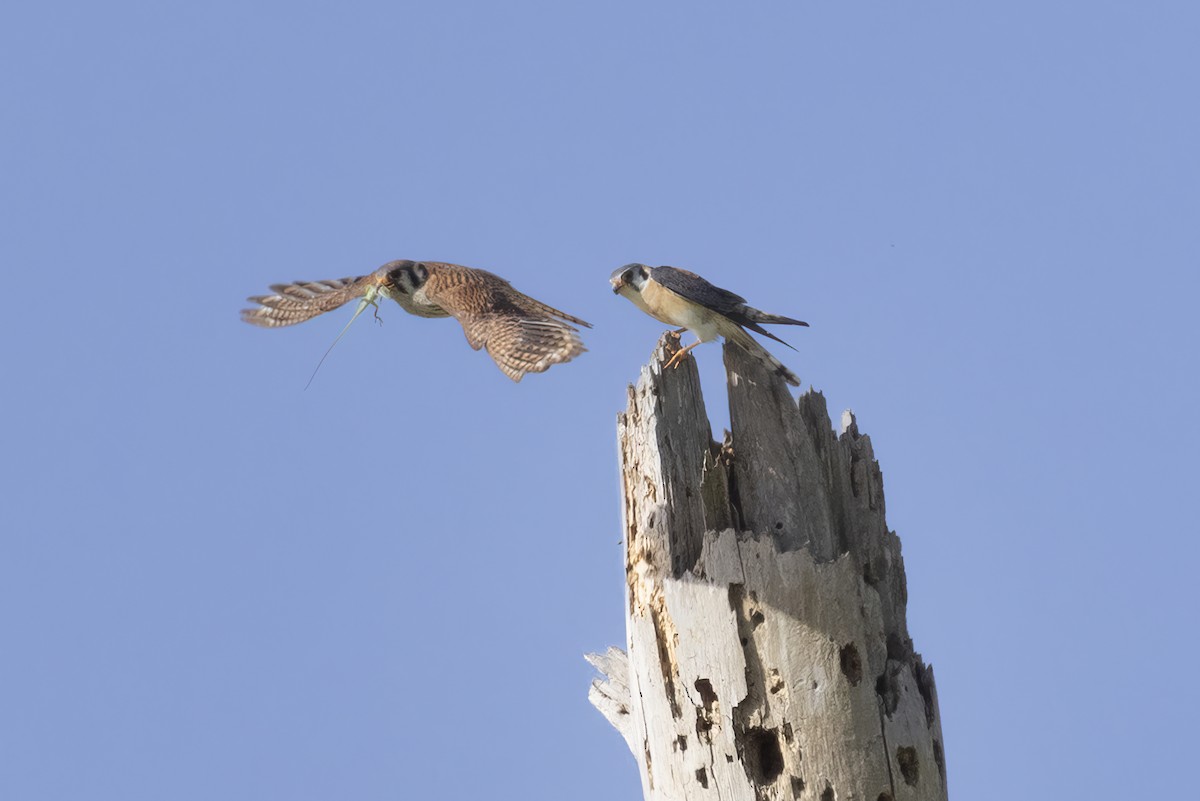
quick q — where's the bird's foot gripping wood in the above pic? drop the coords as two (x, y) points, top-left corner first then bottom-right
(662, 348), (688, 371)
(662, 341), (699, 371)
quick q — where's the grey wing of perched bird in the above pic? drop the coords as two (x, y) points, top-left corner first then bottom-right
(412, 263), (592, 383)
(647, 266), (747, 313)
(240, 275), (381, 328)
(610, 262), (807, 386)
(649, 266), (807, 350)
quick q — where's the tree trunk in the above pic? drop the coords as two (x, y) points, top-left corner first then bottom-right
(588, 335), (947, 801)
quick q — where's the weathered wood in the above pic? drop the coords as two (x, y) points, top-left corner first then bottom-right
(589, 334), (947, 801)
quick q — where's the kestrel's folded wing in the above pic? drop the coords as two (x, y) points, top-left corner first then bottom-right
(649, 266), (747, 314)
(241, 275), (376, 328)
(422, 266), (591, 382)
(650, 266), (802, 350)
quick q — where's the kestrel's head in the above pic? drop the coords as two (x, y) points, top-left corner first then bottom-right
(610, 263), (650, 296)
(383, 260), (430, 295)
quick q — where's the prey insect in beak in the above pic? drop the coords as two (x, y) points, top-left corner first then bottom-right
(304, 285), (380, 390)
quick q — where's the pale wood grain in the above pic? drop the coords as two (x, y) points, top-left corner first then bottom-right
(589, 334), (947, 801)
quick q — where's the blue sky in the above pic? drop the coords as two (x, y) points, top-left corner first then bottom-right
(2, 2), (1197, 799)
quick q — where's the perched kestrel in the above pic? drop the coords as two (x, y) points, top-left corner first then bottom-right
(610, 263), (808, 386)
(242, 260), (592, 381)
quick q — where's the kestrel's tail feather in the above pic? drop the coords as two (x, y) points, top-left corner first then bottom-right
(732, 305), (809, 352)
(524, 298), (592, 329)
(741, 306), (809, 328)
(727, 328), (801, 387)
(241, 275), (376, 328)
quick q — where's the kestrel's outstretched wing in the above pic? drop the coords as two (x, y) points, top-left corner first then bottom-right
(242, 260), (592, 382)
(240, 275), (380, 328)
(419, 263), (592, 382)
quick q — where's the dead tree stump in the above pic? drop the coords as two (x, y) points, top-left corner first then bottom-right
(588, 334), (947, 801)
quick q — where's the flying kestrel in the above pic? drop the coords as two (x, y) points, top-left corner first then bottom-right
(242, 260), (591, 381)
(609, 263), (808, 386)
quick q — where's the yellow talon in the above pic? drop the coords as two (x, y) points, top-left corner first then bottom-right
(663, 340), (702, 371)
(663, 349), (688, 370)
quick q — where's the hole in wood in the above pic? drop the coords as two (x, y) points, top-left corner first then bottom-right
(738, 727), (784, 785)
(820, 783), (835, 801)
(875, 668), (899, 716)
(675, 735), (687, 752)
(876, 793), (894, 801)
(791, 776), (805, 797)
(694, 678), (717, 743)
(750, 609), (765, 628)
(896, 746), (919, 786)
(695, 767), (708, 788)
(839, 642), (863, 686)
